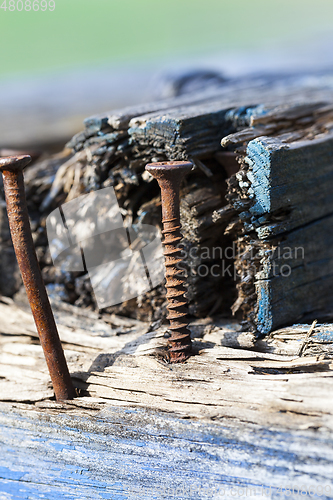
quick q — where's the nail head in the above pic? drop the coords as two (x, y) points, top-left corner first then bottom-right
(0, 155), (32, 173)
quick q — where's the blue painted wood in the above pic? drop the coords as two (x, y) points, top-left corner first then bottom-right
(254, 214), (333, 334)
(245, 135), (333, 238)
(232, 133), (333, 335)
(1, 403), (333, 499)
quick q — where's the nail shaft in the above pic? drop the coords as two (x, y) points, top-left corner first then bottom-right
(145, 161), (192, 363)
(0, 155), (75, 400)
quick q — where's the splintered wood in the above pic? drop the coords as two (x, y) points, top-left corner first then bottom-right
(1, 298), (333, 433)
(4, 70), (332, 337)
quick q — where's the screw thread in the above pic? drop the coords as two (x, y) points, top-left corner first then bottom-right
(162, 217), (192, 362)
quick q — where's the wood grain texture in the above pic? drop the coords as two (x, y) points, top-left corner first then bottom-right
(60, 72), (333, 335)
(1, 300), (333, 498)
(243, 134), (333, 238)
(228, 131), (333, 334)
(4, 71), (333, 337)
(1, 402), (333, 500)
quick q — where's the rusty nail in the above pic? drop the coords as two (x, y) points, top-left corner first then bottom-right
(145, 160), (193, 363)
(0, 155), (75, 400)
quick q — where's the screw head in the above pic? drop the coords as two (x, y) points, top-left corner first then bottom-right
(0, 155), (32, 173)
(145, 160), (193, 182)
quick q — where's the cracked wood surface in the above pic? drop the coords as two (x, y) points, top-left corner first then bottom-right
(1, 299), (333, 499)
(1, 298), (333, 428)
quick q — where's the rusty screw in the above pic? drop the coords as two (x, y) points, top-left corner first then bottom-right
(145, 161), (193, 363)
(0, 155), (75, 400)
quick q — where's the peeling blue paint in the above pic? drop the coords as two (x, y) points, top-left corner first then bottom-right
(247, 139), (271, 216)
(224, 104), (266, 128)
(313, 329), (333, 342)
(256, 282), (273, 336)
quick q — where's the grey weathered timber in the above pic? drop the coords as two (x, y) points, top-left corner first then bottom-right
(238, 134), (333, 238)
(228, 132), (333, 334)
(256, 214), (333, 333)
(60, 73), (333, 333)
(3, 71), (333, 333)
(2, 402), (333, 500)
(1, 299), (333, 498)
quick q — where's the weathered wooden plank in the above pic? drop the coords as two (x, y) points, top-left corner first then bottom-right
(1, 298), (333, 497)
(4, 71), (333, 335)
(53, 73), (333, 334)
(3, 69), (333, 498)
(2, 401), (333, 500)
(228, 131), (333, 334)
(241, 134), (333, 238)
(1, 300), (333, 427)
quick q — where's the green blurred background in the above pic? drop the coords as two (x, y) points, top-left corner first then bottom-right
(0, 0), (332, 77)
